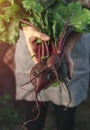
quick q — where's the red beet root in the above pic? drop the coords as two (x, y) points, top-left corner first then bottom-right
(30, 62), (57, 93)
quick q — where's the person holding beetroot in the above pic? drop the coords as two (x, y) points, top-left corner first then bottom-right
(15, 1), (90, 130)
(0, 0), (90, 130)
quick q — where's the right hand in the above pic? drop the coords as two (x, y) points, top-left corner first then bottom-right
(22, 25), (50, 63)
(64, 46), (74, 79)
(63, 32), (81, 79)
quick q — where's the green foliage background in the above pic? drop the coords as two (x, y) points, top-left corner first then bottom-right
(0, 94), (23, 130)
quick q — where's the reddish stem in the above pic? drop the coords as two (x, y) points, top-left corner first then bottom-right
(58, 8), (75, 53)
(51, 41), (57, 55)
(41, 42), (45, 60)
(38, 43), (42, 62)
(20, 19), (39, 31)
(58, 21), (69, 52)
(44, 41), (49, 57)
(60, 31), (73, 58)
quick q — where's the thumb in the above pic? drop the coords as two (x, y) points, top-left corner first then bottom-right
(67, 58), (74, 79)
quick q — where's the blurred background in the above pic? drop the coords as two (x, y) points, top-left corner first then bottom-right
(43, 89), (90, 130)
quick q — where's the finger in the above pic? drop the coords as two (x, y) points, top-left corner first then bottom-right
(23, 26), (50, 41)
(29, 37), (36, 43)
(27, 42), (38, 64)
(31, 54), (38, 64)
(67, 60), (74, 79)
(34, 31), (50, 41)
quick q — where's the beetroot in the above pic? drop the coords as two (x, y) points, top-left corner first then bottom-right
(20, 20), (72, 128)
(21, 39), (72, 128)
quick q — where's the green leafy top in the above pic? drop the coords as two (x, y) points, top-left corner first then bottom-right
(0, 0), (90, 44)
(22, 0), (90, 43)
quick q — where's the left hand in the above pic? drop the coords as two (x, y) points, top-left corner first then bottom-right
(22, 25), (50, 63)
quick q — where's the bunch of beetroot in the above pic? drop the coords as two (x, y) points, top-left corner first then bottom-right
(21, 20), (72, 128)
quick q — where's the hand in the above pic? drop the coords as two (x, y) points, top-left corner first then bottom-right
(22, 25), (50, 63)
(64, 46), (74, 79)
(64, 32), (81, 79)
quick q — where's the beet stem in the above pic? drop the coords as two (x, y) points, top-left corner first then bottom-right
(19, 19), (39, 31)
(38, 43), (42, 62)
(41, 42), (45, 61)
(44, 41), (49, 57)
(51, 41), (57, 55)
(58, 10), (74, 53)
(58, 21), (69, 51)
